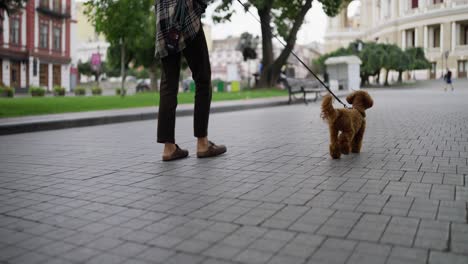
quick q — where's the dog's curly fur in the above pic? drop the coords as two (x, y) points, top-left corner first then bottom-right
(321, 91), (373, 159)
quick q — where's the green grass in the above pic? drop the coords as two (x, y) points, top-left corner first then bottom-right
(0, 89), (287, 118)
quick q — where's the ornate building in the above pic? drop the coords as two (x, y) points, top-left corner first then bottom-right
(0, 0), (75, 92)
(325, 0), (468, 79)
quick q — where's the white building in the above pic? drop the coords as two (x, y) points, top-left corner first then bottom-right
(210, 36), (323, 84)
(325, 0), (468, 80)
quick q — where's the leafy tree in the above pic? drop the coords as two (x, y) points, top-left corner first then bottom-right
(237, 32), (259, 61)
(77, 61), (93, 78)
(214, 0), (347, 88)
(131, 6), (161, 90)
(405, 47), (431, 80)
(237, 32), (259, 88)
(84, 0), (153, 94)
(381, 44), (403, 86)
(78, 61), (107, 83)
(312, 47), (352, 74)
(357, 42), (384, 86)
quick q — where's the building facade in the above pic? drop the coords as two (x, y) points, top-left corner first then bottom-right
(74, 2), (109, 65)
(325, 0), (468, 79)
(210, 36), (322, 83)
(0, 0), (75, 92)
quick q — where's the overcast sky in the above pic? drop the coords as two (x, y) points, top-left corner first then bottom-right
(76, 0), (331, 44)
(202, 0), (329, 44)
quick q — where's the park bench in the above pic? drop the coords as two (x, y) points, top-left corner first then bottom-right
(280, 77), (326, 105)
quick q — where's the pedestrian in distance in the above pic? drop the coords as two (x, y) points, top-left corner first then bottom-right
(443, 69), (454, 92)
(155, 0), (226, 161)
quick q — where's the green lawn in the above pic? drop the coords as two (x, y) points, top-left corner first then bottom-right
(0, 89), (287, 118)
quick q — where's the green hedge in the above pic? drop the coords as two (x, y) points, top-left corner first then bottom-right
(0, 86), (15, 98)
(74, 87), (87, 96)
(29, 86), (46, 97)
(53, 86), (66, 96)
(92, 87), (103, 95)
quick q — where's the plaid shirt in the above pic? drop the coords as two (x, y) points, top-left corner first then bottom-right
(155, 0), (208, 59)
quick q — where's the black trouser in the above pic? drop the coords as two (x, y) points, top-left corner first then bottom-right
(157, 28), (212, 143)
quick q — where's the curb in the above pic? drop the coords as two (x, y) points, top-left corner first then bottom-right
(0, 99), (290, 135)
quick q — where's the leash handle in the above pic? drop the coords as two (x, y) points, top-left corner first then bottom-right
(235, 0), (350, 108)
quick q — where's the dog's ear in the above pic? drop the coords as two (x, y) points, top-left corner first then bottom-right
(363, 93), (374, 109)
(346, 93), (356, 104)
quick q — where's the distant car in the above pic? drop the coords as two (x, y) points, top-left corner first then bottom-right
(136, 79), (151, 93)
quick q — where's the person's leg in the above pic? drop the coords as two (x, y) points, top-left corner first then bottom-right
(182, 28), (213, 151)
(158, 52), (182, 156)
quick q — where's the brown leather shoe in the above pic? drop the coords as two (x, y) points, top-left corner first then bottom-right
(197, 141), (227, 158)
(162, 145), (189, 162)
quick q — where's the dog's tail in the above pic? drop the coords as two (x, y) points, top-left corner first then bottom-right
(321, 95), (338, 122)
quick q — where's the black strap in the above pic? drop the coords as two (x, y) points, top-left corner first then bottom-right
(235, 0), (350, 108)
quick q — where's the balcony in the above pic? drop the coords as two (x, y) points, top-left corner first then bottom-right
(36, 6), (71, 19)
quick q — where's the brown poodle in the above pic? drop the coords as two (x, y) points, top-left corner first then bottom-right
(321, 91), (373, 159)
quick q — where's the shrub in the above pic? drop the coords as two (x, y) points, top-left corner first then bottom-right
(53, 86), (66, 96)
(116, 88), (126, 96)
(91, 86), (103, 96)
(29, 86), (46, 97)
(74, 87), (87, 96)
(0, 86), (15, 98)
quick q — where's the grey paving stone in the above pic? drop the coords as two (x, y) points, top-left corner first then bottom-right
(2, 87), (468, 264)
(348, 214), (390, 242)
(429, 251), (468, 264)
(176, 239), (212, 254)
(414, 220), (450, 250)
(387, 246), (428, 264)
(451, 223), (468, 255)
(234, 249), (274, 264)
(137, 247), (175, 263)
(203, 244), (243, 260)
(380, 217), (419, 247)
(87, 253), (128, 264)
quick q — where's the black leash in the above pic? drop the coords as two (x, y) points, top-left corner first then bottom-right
(235, 0), (350, 108)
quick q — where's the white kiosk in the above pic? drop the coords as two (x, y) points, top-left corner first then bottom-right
(325, 55), (362, 91)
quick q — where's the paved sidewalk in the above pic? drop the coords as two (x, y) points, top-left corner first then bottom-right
(0, 86), (467, 264)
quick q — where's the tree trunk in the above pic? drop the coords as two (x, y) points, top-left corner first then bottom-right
(384, 69), (390, 86)
(258, 0), (313, 88)
(257, 3), (274, 88)
(120, 38), (126, 97)
(360, 74), (368, 87)
(397, 70), (403, 83)
(148, 64), (159, 91)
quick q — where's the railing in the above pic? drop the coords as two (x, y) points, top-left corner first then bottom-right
(36, 6), (71, 19)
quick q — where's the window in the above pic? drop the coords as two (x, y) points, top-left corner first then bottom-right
(429, 25), (441, 48)
(411, 0), (418, 8)
(433, 27), (440, 48)
(40, 63), (49, 87)
(53, 0), (61, 11)
(406, 29), (415, 48)
(40, 23), (49, 49)
(433, 0), (443, 4)
(9, 17), (20, 45)
(0, 9), (4, 44)
(40, 0), (49, 8)
(53, 26), (61, 51)
(461, 24), (468, 45)
(458, 60), (467, 78)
